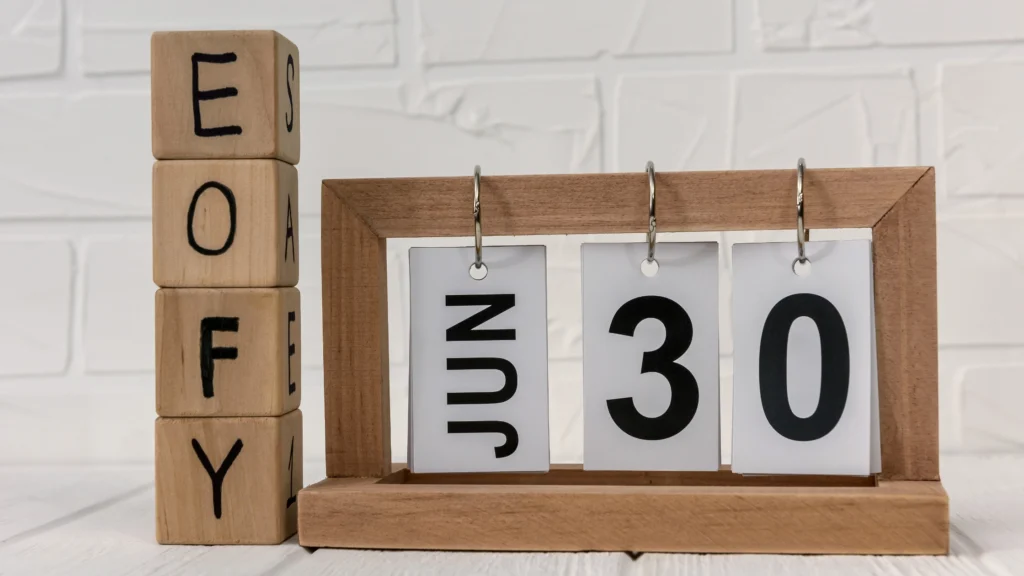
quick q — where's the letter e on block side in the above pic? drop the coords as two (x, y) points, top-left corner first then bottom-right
(151, 30), (300, 162)
(156, 288), (301, 417)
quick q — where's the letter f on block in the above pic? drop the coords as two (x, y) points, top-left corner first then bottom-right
(200, 317), (239, 398)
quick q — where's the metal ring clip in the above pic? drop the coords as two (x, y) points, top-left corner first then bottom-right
(469, 165), (488, 279)
(646, 161), (657, 263)
(796, 158), (808, 265)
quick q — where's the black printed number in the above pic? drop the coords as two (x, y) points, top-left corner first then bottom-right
(607, 295), (699, 441)
(759, 293), (850, 442)
(286, 436), (297, 508)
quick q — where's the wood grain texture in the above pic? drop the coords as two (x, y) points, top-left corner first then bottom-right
(156, 410), (302, 544)
(323, 167), (928, 238)
(872, 168), (939, 481)
(8, 456), (1024, 574)
(322, 183), (391, 478)
(941, 454), (1024, 574)
(153, 160), (299, 288)
(321, 166), (939, 484)
(0, 476), (305, 575)
(317, 166), (943, 554)
(0, 466), (153, 542)
(151, 31), (300, 163)
(283, 546), (980, 575)
(156, 288), (300, 417)
(297, 476), (948, 554)
(391, 466), (876, 487)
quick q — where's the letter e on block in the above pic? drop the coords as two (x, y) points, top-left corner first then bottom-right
(153, 160), (298, 287)
(156, 410), (302, 544)
(156, 288), (301, 417)
(151, 30), (300, 162)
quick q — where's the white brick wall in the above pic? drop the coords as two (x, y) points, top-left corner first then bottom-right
(0, 0), (61, 79)
(756, 0), (1024, 49)
(2, 0), (1022, 464)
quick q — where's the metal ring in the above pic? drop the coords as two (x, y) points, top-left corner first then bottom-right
(473, 165), (483, 269)
(646, 161), (657, 262)
(796, 157), (808, 264)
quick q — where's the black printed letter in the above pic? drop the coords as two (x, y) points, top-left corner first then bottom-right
(284, 195), (295, 262)
(187, 181), (236, 256)
(286, 436), (297, 508)
(200, 317), (239, 398)
(191, 438), (243, 519)
(191, 52), (243, 137)
(446, 357), (517, 405)
(285, 54), (295, 132)
(448, 421), (519, 458)
(287, 311), (296, 394)
(445, 294), (515, 341)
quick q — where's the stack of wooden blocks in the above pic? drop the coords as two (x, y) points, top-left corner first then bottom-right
(150, 30), (303, 545)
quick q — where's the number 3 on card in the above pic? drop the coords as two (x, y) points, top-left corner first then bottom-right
(582, 242), (720, 471)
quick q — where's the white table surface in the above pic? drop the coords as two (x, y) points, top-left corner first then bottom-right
(1, 454), (1021, 575)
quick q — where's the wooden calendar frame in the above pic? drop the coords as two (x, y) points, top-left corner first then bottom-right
(298, 167), (947, 555)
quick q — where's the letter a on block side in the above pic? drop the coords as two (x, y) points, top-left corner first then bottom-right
(152, 159), (299, 288)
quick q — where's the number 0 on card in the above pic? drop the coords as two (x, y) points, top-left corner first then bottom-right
(731, 240), (874, 476)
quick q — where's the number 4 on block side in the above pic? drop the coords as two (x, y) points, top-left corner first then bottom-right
(731, 240), (874, 476)
(155, 410), (302, 544)
(408, 246), (550, 473)
(582, 243), (720, 472)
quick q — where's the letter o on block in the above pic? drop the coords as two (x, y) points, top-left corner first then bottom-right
(152, 159), (298, 287)
(151, 30), (300, 163)
(187, 182), (237, 256)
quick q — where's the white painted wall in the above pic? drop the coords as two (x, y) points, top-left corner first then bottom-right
(2, 0), (1021, 465)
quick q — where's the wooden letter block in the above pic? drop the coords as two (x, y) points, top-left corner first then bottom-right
(156, 410), (302, 544)
(151, 30), (299, 162)
(153, 160), (298, 287)
(156, 288), (301, 417)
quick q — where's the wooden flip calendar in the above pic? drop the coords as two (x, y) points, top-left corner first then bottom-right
(298, 166), (947, 555)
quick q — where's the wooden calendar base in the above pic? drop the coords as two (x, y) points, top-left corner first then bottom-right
(297, 465), (948, 555)
(311, 167), (946, 555)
